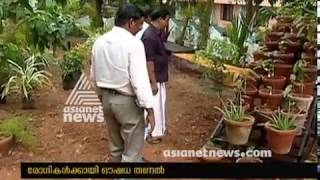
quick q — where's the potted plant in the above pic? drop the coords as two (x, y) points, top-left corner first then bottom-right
(215, 99), (255, 145)
(1, 55), (51, 109)
(272, 51), (295, 65)
(259, 58), (286, 90)
(60, 46), (84, 90)
(291, 59), (316, 96)
(279, 38), (301, 55)
(264, 110), (297, 154)
(259, 87), (284, 110)
(0, 116), (36, 154)
(281, 85), (307, 136)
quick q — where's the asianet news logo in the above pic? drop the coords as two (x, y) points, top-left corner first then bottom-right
(63, 74), (104, 123)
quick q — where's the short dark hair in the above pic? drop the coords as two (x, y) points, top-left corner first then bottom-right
(150, 7), (170, 21)
(114, 4), (144, 26)
(143, 7), (153, 18)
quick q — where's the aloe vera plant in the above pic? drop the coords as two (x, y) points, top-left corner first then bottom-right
(266, 111), (296, 131)
(215, 99), (247, 122)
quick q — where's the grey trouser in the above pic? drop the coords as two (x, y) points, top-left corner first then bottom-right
(100, 88), (145, 162)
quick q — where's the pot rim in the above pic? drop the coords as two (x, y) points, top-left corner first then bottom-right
(259, 88), (283, 96)
(288, 93), (314, 100)
(262, 75), (286, 81)
(264, 121), (297, 134)
(280, 109), (307, 117)
(223, 115), (255, 126)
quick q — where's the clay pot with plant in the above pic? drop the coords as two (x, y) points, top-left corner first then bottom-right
(264, 110), (297, 154)
(279, 39), (302, 55)
(266, 32), (284, 41)
(276, 16), (295, 24)
(281, 85), (308, 136)
(265, 41), (279, 51)
(215, 99), (255, 145)
(259, 87), (284, 110)
(274, 62), (293, 83)
(273, 23), (291, 33)
(283, 33), (305, 42)
(1, 56), (51, 110)
(301, 52), (316, 66)
(291, 59), (316, 97)
(0, 116), (36, 155)
(273, 51), (295, 65)
(259, 58), (287, 90)
(288, 93), (313, 114)
(60, 48), (84, 90)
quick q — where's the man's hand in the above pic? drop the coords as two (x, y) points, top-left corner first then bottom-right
(151, 83), (158, 95)
(146, 108), (155, 134)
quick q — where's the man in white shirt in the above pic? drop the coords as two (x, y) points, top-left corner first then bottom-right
(135, 7), (152, 39)
(90, 4), (155, 163)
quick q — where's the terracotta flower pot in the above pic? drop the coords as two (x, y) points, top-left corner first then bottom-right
(223, 115), (255, 145)
(264, 122), (297, 154)
(288, 93), (313, 113)
(258, 89), (283, 110)
(245, 83), (258, 97)
(236, 157), (263, 163)
(261, 75), (286, 90)
(252, 106), (274, 124)
(0, 135), (15, 155)
(253, 51), (265, 62)
(292, 81), (316, 97)
(266, 32), (284, 41)
(301, 52), (316, 65)
(304, 65), (317, 82)
(283, 33), (304, 42)
(282, 42), (302, 54)
(273, 53), (295, 64)
(274, 64), (292, 83)
(281, 109), (307, 136)
(276, 16), (294, 24)
(273, 23), (291, 32)
(265, 41), (279, 51)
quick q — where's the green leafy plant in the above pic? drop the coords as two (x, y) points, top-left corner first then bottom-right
(265, 110), (296, 131)
(215, 99), (248, 122)
(22, 9), (75, 53)
(226, 12), (251, 64)
(0, 116), (36, 149)
(60, 47), (84, 80)
(1, 55), (51, 100)
(292, 59), (308, 83)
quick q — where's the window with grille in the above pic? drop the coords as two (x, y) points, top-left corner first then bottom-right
(221, 4), (233, 21)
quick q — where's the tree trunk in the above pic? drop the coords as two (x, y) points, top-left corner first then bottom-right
(246, 0), (253, 25)
(0, 20), (3, 34)
(95, 0), (104, 27)
(197, 0), (213, 49)
(176, 17), (190, 46)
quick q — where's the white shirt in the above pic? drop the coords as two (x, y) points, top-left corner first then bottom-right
(90, 26), (153, 108)
(135, 22), (149, 39)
